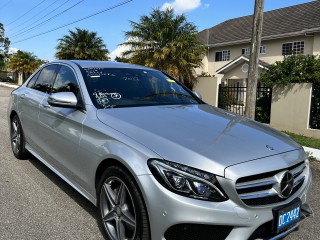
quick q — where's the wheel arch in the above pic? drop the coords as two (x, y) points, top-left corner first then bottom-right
(9, 110), (18, 120)
(9, 110), (23, 132)
(95, 158), (128, 189)
(95, 157), (149, 198)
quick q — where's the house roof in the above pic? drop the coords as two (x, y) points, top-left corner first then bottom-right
(216, 55), (269, 74)
(199, 1), (320, 47)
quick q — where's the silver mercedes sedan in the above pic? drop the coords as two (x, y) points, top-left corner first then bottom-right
(8, 60), (312, 240)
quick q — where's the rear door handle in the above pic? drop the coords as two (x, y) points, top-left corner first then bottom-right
(20, 94), (26, 99)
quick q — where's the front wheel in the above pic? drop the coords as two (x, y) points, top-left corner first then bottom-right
(10, 115), (29, 159)
(97, 166), (150, 240)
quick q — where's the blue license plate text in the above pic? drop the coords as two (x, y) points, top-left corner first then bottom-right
(278, 204), (300, 231)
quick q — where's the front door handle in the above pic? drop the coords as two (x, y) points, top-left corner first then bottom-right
(42, 104), (51, 109)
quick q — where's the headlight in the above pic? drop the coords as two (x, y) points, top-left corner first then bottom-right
(148, 159), (228, 202)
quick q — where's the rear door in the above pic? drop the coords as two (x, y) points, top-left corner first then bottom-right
(19, 65), (58, 152)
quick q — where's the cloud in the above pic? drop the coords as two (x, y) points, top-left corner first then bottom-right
(161, 0), (201, 14)
(204, 3), (210, 8)
(9, 47), (19, 54)
(109, 44), (130, 60)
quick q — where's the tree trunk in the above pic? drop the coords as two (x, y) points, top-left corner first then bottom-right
(245, 0), (264, 119)
(18, 72), (23, 86)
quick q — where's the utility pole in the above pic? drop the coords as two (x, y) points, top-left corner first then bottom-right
(245, 0), (264, 119)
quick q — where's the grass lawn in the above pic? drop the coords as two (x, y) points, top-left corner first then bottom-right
(283, 131), (320, 150)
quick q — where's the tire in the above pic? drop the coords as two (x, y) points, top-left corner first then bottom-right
(97, 166), (150, 240)
(10, 115), (29, 159)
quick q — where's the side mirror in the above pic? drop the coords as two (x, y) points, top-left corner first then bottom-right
(193, 91), (202, 100)
(48, 92), (78, 108)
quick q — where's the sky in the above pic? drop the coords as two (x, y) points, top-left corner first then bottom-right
(0, 0), (314, 61)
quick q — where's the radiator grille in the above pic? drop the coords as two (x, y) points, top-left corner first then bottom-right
(235, 161), (306, 206)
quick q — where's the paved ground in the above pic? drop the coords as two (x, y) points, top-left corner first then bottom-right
(0, 87), (103, 240)
(0, 86), (319, 239)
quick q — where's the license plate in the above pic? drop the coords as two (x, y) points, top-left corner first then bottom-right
(275, 202), (301, 233)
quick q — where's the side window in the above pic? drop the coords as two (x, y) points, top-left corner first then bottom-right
(26, 70), (40, 88)
(33, 65), (58, 93)
(52, 66), (79, 96)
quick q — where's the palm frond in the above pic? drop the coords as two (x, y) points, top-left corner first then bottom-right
(120, 8), (205, 89)
(55, 28), (109, 60)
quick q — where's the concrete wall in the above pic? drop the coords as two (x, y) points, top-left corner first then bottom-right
(195, 79), (320, 138)
(270, 83), (320, 138)
(313, 33), (320, 56)
(194, 77), (219, 106)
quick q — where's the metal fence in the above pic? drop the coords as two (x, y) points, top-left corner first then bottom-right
(218, 83), (246, 115)
(218, 83), (272, 123)
(309, 83), (320, 129)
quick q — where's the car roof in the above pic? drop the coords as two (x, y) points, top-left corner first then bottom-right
(49, 60), (156, 70)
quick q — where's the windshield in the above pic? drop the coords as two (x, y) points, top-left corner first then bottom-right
(82, 67), (199, 109)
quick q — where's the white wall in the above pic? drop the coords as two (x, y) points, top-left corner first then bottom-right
(194, 77), (219, 106)
(270, 83), (320, 138)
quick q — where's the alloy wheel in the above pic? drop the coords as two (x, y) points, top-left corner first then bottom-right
(100, 177), (137, 240)
(11, 118), (21, 154)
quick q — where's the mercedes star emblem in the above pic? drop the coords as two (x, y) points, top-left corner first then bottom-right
(279, 171), (294, 198)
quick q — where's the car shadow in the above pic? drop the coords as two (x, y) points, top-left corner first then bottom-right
(27, 155), (98, 219)
(25, 154), (107, 237)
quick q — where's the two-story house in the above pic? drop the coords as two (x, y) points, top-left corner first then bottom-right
(197, 1), (320, 87)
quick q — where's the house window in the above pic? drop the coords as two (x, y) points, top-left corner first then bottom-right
(215, 50), (230, 61)
(242, 47), (250, 55)
(282, 41), (304, 55)
(260, 45), (266, 54)
(242, 46), (266, 55)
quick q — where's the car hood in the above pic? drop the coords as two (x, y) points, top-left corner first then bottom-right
(97, 104), (302, 176)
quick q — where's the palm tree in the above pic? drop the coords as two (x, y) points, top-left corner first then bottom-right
(55, 28), (109, 60)
(6, 50), (43, 85)
(121, 8), (206, 89)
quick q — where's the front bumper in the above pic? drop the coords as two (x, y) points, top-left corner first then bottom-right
(137, 168), (312, 240)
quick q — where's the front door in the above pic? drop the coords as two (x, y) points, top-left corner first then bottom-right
(38, 65), (87, 188)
